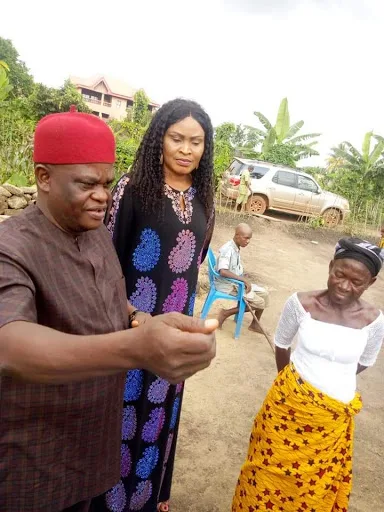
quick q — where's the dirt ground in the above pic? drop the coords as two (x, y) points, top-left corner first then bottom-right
(171, 215), (384, 512)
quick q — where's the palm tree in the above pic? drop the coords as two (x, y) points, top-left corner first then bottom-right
(252, 98), (321, 161)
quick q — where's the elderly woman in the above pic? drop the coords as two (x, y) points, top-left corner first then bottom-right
(232, 237), (384, 512)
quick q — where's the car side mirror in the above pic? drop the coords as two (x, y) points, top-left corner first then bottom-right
(316, 187), (322, 194)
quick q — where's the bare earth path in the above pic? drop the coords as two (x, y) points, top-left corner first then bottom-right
(172, 217), (384, 512)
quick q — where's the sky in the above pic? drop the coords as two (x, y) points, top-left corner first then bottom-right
(2, 0), (383, 165)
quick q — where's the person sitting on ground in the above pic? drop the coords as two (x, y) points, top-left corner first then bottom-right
(236, 165), (253, 211)
(215, 223), (269, 333)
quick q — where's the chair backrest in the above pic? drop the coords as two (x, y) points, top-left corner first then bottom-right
(207, 248), (220, 287)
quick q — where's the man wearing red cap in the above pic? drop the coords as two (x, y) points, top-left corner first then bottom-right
(0, 109), (217, 512)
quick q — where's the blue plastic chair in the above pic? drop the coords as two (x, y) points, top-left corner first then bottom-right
(201, 248), (246, 339)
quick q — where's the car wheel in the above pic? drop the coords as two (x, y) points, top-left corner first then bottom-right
(246, 195), (267, 215)
(322, 208), (341, 227)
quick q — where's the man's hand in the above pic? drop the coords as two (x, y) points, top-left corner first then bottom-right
(244, 280), (252, 294)
(129, 313), (218, 384)
(131, 312), (151, 328)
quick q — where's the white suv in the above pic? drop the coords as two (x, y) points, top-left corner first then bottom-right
(220, 158), (350, 227)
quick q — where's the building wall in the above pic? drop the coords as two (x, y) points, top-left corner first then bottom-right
(76, 85), (128, 121)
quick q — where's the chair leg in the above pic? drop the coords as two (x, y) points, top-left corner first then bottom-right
(201, 291), (215, 319)
(234, 299), (246, 339)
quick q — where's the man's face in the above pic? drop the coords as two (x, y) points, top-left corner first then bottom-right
(36, 163), (114, 233)
(235, 230), (253, 248)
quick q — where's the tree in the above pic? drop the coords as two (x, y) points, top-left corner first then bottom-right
(132, 89), (152, 127)
(0, 61), (12, 102)
(0, 38), (34, 98)
(252, 98), (321, 163)
(24, 80), (90, 121)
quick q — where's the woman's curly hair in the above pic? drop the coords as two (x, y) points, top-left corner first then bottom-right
(129, 98), (214, 219)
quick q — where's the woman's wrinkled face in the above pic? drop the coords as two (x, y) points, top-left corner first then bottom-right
(328, 258), (375, 305)
(162, 116), (205, 177)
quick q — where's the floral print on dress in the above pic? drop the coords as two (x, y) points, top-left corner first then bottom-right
(129, 480), (153, 511)
(147, 378), (170, 404)
(136, 446), (160, 479)
(188, 292), (196, 316)
(124, 370), (144, 402)
(106, 480), (127, 512)
(168, 230), (196, 274)
(162, 278), (188, 313)
(164, 184), (196, 224)
(129, 277), (157, 313)
(142, 408), (166, 443)
(122, 406), (137, 441)
(106, 175), (130, 236)
(133, 228), (161, 272)
(121, 445), (132, 478)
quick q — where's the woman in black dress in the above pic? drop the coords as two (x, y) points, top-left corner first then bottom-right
(100, 99), (215, 512)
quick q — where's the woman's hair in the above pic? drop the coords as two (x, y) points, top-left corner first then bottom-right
(129, 98), (214, 219)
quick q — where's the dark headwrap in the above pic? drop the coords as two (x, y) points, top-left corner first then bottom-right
(334, 237), (384, 277)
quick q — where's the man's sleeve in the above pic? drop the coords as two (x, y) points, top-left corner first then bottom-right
(216, 246), (232, 271)
(0, 252), (37, 329)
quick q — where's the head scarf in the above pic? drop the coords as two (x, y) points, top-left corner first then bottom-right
(334, 237), (384, 277)
(33, 106), (115, 164)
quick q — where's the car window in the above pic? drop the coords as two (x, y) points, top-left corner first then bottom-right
(297, 175), (318, 193)
(228, 161), (243, 176)
(250, 165), (269, 180)
(272, 171), (297, 188)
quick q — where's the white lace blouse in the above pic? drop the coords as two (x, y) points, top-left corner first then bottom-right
(275, 293), (384, 403)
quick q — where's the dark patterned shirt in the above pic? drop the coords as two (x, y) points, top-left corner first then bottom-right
(0, 205), (128, 512)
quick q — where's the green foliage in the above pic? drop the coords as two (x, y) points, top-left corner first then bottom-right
(109, 116), (148, 181)
(328, 132), (384, 207)
(0, 38), (33, 97)
(132, 89), (151, 127)
(253, 98), (321, 164)
(0, 61), (12, 102)
(24, 80), (90, 121)
(0, 101), (35, 184)
(262, 143), (297, 168)
(213, 140), (234, 184)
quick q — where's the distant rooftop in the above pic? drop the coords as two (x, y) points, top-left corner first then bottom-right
(70, 75), (159, 107)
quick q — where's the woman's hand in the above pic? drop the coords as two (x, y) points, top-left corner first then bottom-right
(131, 312), (152, 328)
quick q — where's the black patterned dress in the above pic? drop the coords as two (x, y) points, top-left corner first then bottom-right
(97, 174), (214, 512)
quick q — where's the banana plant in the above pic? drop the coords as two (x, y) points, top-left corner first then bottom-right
(0, 61), (12, 102)
(331, 132), (384, 178)
(253, 98), (321, 160)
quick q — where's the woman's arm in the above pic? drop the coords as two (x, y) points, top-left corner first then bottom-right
(274, 294), (302, 373)
(275, 346), (291, 373)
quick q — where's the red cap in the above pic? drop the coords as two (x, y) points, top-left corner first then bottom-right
(33, 107), (115, 164)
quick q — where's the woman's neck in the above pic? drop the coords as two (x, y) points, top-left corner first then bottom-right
(164, 168), (192, 192)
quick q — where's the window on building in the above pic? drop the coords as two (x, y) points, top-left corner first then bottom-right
(92, 111), (100, 117)
(116, 100), (121, 108)
(102, 113), (110, 120)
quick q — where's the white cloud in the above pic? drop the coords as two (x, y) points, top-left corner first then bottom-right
(2, 0), (383, 165)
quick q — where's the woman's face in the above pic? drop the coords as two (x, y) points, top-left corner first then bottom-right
(162, 116), (205, 177)
(328, 258), (375, 305)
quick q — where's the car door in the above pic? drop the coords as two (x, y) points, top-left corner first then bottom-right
(270, 170), (298, 209)
(293, 175), (322, 214)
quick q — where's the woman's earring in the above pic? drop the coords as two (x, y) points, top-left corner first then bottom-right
(160, 154), (164, 165)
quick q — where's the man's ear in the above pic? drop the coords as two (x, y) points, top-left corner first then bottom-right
(35, 164), (52, 193)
